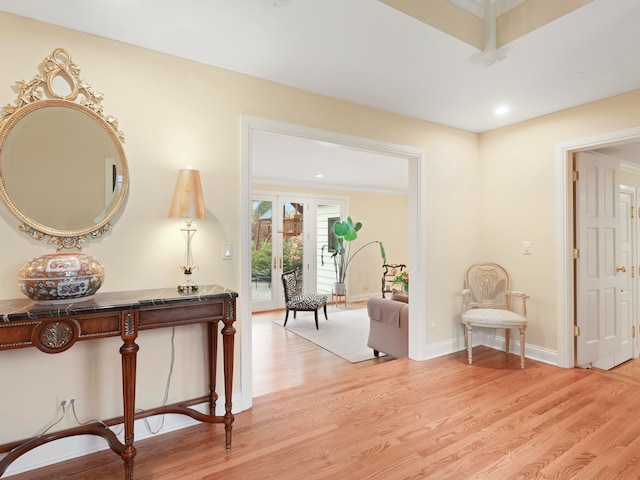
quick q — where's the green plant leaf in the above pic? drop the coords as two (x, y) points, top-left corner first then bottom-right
(335, 216), (358, 242)
(379, 243), (387, 264)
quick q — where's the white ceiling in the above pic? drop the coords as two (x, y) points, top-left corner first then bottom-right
(251, 130), (409, 194)
(1, 0), (640, 190)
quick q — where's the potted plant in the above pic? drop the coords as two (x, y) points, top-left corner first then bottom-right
(391, 269), (409, 294)
(321, 216), (386, 294)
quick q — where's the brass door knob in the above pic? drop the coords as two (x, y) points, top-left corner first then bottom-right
(616, 266), (627, 272)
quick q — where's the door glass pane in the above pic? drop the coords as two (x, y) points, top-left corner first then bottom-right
(283, 201), (304, 293)
(317, 203), (342, 294)
(251, 199), (273, 303)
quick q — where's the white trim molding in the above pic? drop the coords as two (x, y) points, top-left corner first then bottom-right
(240, 115), (426, 409)
(555, 126), (640, 369)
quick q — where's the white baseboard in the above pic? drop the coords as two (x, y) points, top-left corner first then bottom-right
(2, 393), (242, 478)
(348, 296), (561, 367)
(420, 330), (560, 367)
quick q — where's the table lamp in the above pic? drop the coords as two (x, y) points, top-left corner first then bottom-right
(168, 168), (206, 291)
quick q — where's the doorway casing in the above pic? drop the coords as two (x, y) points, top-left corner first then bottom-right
(240, 116), (425, 410)
(556, 126), (640, 368)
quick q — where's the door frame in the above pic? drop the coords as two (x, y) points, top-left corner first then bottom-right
(251, 192), (346, 311)
(250, 194), (308, 311)
(556, 126), (640, 368)
(240, 116), (424, 410)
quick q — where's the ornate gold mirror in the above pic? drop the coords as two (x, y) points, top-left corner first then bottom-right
(0, 48), (128, 249)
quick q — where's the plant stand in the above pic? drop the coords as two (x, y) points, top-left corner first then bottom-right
(332, 289), (347, 308)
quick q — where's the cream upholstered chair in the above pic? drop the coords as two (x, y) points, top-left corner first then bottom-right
(461, 262), (529, 369)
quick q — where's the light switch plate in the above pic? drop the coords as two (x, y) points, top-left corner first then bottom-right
(522, 241), (532, 255)
(222, 243), (233, 260)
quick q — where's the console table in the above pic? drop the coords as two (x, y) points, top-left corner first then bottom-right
(0, 285), (237, 479)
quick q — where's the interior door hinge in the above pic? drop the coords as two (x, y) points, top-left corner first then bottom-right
(632, 206), (636, 219)
(575, 325), (581, 337)
(633, 326), (636, 339)
(572, 170), (579, 182)
(573, 248), (580, 260)
(633, 266), (636, 278)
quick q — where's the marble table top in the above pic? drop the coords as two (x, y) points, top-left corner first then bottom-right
(0, 285), (237, 322)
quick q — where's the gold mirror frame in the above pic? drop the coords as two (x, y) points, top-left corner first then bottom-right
(0, 48), (128, 249)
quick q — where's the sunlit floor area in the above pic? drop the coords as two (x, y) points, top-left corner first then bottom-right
(9, 305), (640, 479)
(596, 356), (640, 385)
(11, 343), (640, 479)
(251, 299), (394, 397)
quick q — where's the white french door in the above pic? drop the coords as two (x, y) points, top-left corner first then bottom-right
(575, 151), (626, 367)
(251, 194), (308, 312)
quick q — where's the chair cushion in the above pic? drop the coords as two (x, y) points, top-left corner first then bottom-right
(462, 308), (526, 327)
(287, 294), (327, 309)
(391, 289), (408, 303)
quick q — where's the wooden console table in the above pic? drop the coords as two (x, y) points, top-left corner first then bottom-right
(0, 285), (237, 479)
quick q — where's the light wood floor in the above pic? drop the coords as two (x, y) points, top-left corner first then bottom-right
(8, 305), (640, 479)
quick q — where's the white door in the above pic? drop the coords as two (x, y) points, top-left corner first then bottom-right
(575, 151), (624, 367)
(251, 195), (309, 312)
(615, 186), (634, 365)
(636, 190), (640, 357)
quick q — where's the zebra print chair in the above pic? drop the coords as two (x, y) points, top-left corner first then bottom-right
(281, 270), (328, 330)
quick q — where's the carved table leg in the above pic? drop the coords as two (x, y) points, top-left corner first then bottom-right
(120, 312), (139, 478)
(207, 321), (219, 416)
(221, 301), (236, 449)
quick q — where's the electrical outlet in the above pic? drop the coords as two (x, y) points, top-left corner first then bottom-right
(56, 395), (79, 409)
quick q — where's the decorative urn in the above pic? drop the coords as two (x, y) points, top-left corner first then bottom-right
(18, 253), (105, 304)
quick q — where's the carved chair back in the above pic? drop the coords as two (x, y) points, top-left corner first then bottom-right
(463, 262), (510, 311)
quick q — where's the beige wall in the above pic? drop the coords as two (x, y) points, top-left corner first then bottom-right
(480, 90), (640, 351)
(0, 12), (479, 446)
(4, 8), (640, 469)
(620, 170), (640, 188)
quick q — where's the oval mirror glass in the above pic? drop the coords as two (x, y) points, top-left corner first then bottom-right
(0, 102), (126, 232)
(0, 48), (128, 249)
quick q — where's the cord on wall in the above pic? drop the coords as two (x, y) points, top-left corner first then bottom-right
(139, 326), (177, 435)
(11, 401), (68, 453)
(69, 399), (110, 431)
(14, 327), (178, 449)
(69, 327), (176, 437)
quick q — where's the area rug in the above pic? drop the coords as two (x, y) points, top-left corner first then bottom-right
(273, 308), (381, 363)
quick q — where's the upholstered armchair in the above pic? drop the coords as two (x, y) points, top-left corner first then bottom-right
(367, 296), (409, 358)
(461, 262), (529, 369)
(281, 270), (328, 330)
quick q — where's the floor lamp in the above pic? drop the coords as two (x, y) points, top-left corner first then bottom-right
(168, 168), (206, 292)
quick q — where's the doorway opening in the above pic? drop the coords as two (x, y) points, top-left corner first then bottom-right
(240, 116), (423, 410)
(557, 127), (640, 369)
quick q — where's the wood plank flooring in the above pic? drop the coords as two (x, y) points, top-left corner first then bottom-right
(7, 306), (640, 479)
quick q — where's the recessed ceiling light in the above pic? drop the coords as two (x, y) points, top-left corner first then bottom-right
(315, 173), (324, 178)
(494, 105), (509, 115)
(269, 0), (292, 7)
